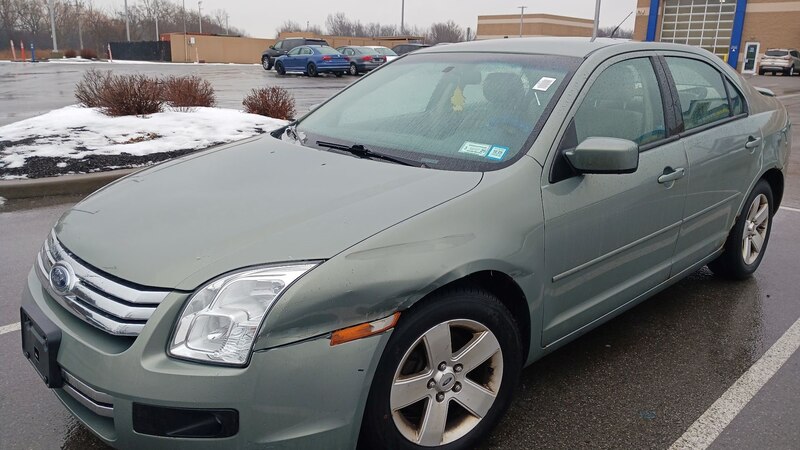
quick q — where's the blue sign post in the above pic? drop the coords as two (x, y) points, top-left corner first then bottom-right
(727, 0), (749, 70)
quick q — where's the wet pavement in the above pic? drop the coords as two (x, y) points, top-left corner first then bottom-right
(0, 75), (799, 449)
(0, 61), (354, 126)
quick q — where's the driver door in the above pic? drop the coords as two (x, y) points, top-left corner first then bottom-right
(284, 47), (301, 70)
(541, 55), (688, 345)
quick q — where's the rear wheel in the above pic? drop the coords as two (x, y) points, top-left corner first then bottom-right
(349, 63), (359, 76)
(334, 71), (344, 78)
(262, 56), (272, 71)
(307, 63), (318, 77)
(708, 179), (773, 279)
(359, 287), (522, 449)
(758, 69), (765, 75)
(275, 61), (286, 75)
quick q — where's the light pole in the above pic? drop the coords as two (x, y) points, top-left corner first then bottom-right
(591, 0), (601, 41)
(182, 0), (188, 62)
(75, 0), (84, 49)
(198, 1), (203, 34)
(400, 0), (405, 34)
(47, 0), (58, 51)
(124, 0), (130, 41)
(518, 5), (527, 38)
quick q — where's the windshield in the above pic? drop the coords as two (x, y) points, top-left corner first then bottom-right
(317, 46), (340, 55)
(293, 52), (578, 171)
(375, 47), (397, 56)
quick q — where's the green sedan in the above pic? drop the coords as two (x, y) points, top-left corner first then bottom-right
(21, 37), (791, 449)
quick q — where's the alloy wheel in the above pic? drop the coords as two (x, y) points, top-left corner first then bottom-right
(350, 63), (358, 76)
(742, 193), (769, 265)
(390, 319), (503, 446)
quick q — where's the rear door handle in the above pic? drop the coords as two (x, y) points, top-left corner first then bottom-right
(658, 167), (685, 184)
(745, 136), (762, 149)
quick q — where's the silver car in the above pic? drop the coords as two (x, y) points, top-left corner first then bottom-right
(21, 38), (791, 449)
(758, 48), (800, 76)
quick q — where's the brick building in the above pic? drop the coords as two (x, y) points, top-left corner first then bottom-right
(633, 0), (800, 72)
(476, 14), (593, 40)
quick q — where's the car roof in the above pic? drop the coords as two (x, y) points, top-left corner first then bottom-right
(413, 37), (715, 58)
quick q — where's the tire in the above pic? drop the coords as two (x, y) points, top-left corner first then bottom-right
(275, 61), (286, 75)
(790, 66), (796, 76)
(307, 63), (318, 77)
(262, 56), (272, 71)
(359, 287), (522, 450)
(334, 71), (343, 78)
(708, 179), (774, 280)
(349, 63), (359, 76)
(758, 69), (765, 76)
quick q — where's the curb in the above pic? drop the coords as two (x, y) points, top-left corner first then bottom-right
(0, 169), (136, 199)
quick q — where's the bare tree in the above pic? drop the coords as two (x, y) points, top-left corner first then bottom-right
(325, 12), (353, 36)
(427, 21), (464, 45)
(597, 26), (633, 39)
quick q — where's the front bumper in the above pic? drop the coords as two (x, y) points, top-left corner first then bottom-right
(21, 269), (389, 449)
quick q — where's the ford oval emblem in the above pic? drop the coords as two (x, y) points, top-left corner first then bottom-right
(50, 262), (74, 294)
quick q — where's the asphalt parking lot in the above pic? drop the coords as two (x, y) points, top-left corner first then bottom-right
(0, 72), (798, 449)
(0, 60), (354, 127)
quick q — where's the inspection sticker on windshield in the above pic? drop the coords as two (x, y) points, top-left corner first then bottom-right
(458, 141), (492, 157)
(486, 146), (508, 161)
(533, 77), (557, 91)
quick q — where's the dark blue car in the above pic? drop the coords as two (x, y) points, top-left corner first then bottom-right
(275, 45), (349, 77)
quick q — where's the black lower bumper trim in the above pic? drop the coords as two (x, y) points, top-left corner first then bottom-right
(132, 403), (239, 438)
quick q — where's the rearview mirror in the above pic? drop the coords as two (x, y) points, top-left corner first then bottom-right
(565, 137), (638, 174)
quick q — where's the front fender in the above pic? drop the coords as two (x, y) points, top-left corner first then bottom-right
(254, 157), (546, 353)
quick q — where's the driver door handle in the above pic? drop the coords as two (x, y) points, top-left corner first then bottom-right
(658, 167), (685, 184)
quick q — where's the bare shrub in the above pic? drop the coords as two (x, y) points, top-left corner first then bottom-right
(102, 74), (164, 116)
(64, 49), (78, 58)
(74, 70), (164, 116)
(163, 75), (216, 110)
(80, 48), (98, 60)
(75, 69), (113, 108)
(242, 87), (296, 120)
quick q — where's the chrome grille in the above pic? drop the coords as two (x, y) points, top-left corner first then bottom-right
(62, 370), (114, 417)
(36, 231), (170, 337)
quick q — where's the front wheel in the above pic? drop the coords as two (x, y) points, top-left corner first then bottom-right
(307, 63), (318, 77)
(275, 61), (286, 75)
(708, 179), (773, 279)
(360, 287), (522, 449)
(789, 66), (796, 76)
(261, 56), (272, 71)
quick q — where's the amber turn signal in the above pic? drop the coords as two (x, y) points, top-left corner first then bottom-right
(330, 312), (401, 346)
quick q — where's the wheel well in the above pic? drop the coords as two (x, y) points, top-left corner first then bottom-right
(414, 270), (531, 360)
(762, 169), (784, 211)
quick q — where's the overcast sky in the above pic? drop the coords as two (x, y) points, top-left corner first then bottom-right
(97, 0), (639, 38)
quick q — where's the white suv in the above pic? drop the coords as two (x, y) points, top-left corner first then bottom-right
(758, 48), (800, 76)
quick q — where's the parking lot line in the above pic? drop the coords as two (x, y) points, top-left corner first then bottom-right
(668, 315), (800, 450)
(0, 322), (20, 336)
(780, 206), (800, 214)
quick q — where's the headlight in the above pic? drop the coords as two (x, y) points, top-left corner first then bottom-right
(168, 263), (317, 366)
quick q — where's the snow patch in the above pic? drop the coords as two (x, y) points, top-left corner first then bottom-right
(0, 105), (287, 179)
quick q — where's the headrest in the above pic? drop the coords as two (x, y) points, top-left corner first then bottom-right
(482, 72), (525, 105)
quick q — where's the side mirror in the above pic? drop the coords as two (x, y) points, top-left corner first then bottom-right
(565, 137), (639, 174)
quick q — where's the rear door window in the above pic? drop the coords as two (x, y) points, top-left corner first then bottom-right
(665, 57), (731, 131)
(573, 57), (666, 146)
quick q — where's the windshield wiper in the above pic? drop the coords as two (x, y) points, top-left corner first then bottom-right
(316, 141), (419, 167)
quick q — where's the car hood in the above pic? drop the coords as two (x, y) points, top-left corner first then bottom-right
(55, 136), (482, 290)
